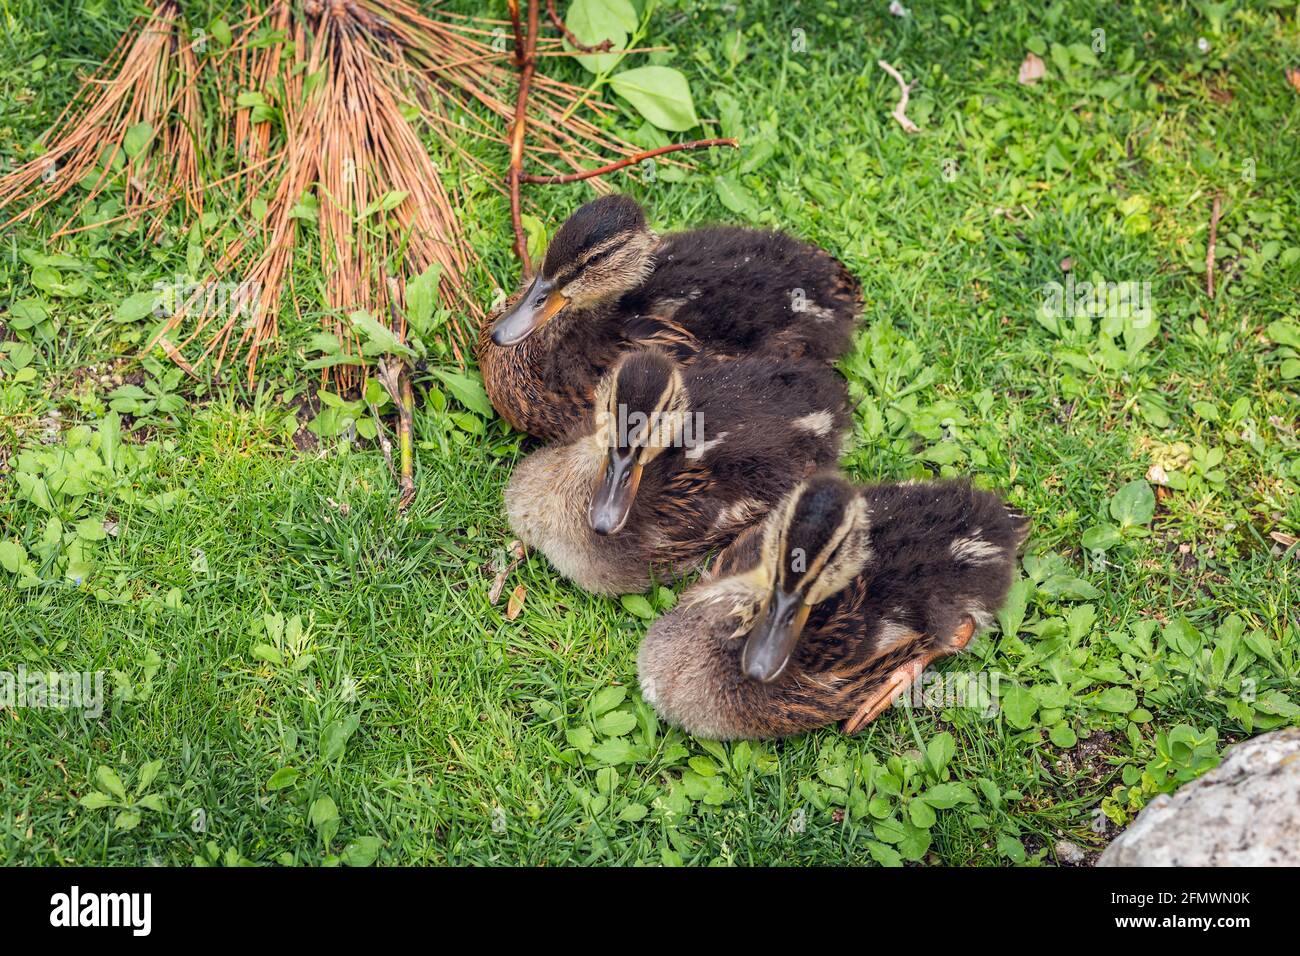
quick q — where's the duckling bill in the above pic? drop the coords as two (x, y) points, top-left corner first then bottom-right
(505, 347), (849, 595)
(478, 194), (861, 439)
(637, 472), (1029, 740)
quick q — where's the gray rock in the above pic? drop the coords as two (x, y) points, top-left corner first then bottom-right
(1098, 727), (1300, 866)
(1054, 839), (1086, 864)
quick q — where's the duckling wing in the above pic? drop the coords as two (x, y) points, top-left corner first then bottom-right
(626, 227), (860, 362)
(685, 356), (851, 439)
(654, 414), (840, 557)
(860, 481), (1027, 648)
(706, 521), (765, 581)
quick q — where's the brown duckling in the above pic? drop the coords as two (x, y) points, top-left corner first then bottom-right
(478, 194), (860, 439)
(504, 347), (849, 595)
(637, 471), (1029, 739)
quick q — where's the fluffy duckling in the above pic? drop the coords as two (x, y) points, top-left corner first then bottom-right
(478, 194), (860, 438)
(505, 347), (849, 595)
(638, 472), (1028, 739)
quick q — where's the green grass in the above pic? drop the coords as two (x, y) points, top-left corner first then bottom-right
(2, 0), (1299, 866)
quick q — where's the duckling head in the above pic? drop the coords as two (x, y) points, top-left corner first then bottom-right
(587, 348), (688, 536)
(490, 195), (656, 346)
(740, 472), (873, 683)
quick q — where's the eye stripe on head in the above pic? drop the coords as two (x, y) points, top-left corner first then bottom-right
(763, 477), (873, 603)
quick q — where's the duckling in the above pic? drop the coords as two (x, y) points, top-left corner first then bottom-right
(504, 347), (849, 595)
(637, 471), (1029, 740)
(478, 194), (860, 439)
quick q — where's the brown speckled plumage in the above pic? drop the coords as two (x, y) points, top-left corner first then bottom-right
(478, 195), (861, 439)
(638, 474), (1029, 739)
(505, 349), (850, 594)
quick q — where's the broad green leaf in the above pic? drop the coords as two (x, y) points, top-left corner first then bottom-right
(75, 517), (107, 542)
(113, 291), (159, 323)
(251, 643), (282, 665)
(564, 0), (635, 73)
(714, 90), (744, 139)
(1266, 320), (1300, 348)
(920, 782), (972, 809)
(996, 577), (1030, 636)
(1081, 523), (1122, 551)
(1109, 480), (1155, 527)
(1001, 686), (1038, 730)
(341, 836), (382, 866)
(590, 685), (627, 716)
(566, 726), (594, 752)
(713, 174), (759, 218)
(926, 733), (956, 774)
(309, 795), (339, 829)
(123, 122), (154, 159)
(349, 310), (414, 358)
(1038, 574), (1100, 600)
(209, 18), (233, 47)
(8, 297), (49, 330)
(997, 831), (1026, 863)
(114, 810), (142, 831)
(266, 766), (299, 790)
(620, 593), (655, 619)
(908, 798), (937, 828)
(96, 766), (127, 801)
(100, 411), (121, 472)
(431, 368), (493, 418)
(609, 67), (699, 132)
(137, 759), (163, 792)
(1094, 687), (1137, 713)
(896, 821), (931, 861)
(405, 263), (443, 335)
(320, 716), (359, 761)
(311, 796), (341, 845)
(594, 710), (637, 737)
(867, 841), (904, 867)
(618, 803), (648, 822)
(0, 540), (25, 574)
(589, 737), (634, 765)
(360, 190), (408, 218)
(79, 791), (117, 809)
(1049, 723), (1078, 748)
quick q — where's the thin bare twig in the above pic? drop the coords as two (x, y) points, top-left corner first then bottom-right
(506, 0), (539, 272)
(1207, 194), (1222, 298)
(877, 59), (919, 134)
(383, 277), (416, 509)
(521, 137), (738, 183)
(546, 0), (613, 53)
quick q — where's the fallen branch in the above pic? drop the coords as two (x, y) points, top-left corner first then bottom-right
(488, 540), (527, 604)
(521, 137), (738, 183)
(376, 357), (415, 510)
(877, 59), (919, 134)
(506, 0), (540, 272)
(1207, 194), (1222, 298)
(397, 374), (416, 509)
(545, 0), (613, 54)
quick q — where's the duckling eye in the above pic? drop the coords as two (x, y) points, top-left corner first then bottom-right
(584, 247), (614, 268)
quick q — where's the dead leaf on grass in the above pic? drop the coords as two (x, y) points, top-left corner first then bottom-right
(506, 585), (526, 620)
(1019, 52), (1046, 85)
